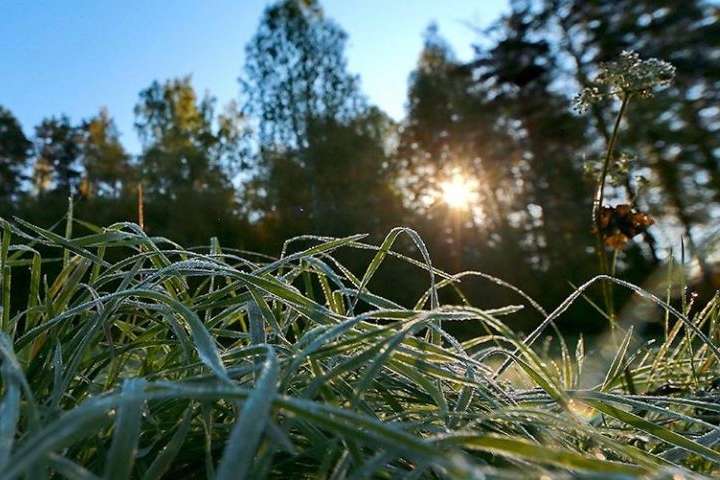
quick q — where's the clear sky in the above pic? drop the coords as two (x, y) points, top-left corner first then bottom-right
(1, 0), (507, 153)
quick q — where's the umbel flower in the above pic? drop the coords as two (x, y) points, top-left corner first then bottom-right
(574, 50), (676, 113)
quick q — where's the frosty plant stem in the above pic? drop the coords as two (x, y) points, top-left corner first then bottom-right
(593, 92), (630, 324)
(575, 51), (675, 326)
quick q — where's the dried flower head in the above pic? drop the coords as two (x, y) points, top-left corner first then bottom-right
(595, 204), (655, 250)
(574, 50), (676, 113)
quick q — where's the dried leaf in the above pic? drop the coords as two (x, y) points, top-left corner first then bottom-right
(596, 204), (654, 250)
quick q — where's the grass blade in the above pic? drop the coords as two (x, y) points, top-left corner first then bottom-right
(104, 379), (146, 480)
(216, 346), (279, 480)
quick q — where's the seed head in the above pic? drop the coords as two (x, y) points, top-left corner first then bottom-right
(574, 50), (676, 113)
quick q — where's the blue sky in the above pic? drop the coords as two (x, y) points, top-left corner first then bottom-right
(1, 1), (507, 153)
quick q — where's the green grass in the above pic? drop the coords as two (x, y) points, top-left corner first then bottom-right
(0, 215), (719, 479)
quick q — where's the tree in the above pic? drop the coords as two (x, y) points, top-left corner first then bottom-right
(247, 109), (402, 238)
(133, 76), (251, 243)
(306, 109), (399, 235)
(395, 14), (617, 331)
(242, 0), (364, 149)
(471, 7), (596, 273)
(80, 107), (131, 198)
(134, 76), (248, 196)
(0, 106), (32, 203)
(242, 0), (402, 239)
(33, 116), (82, 196)
(397, 25), (524, 271)
(398, 24), (475, 212)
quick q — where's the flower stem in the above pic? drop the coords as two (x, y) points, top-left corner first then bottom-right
(594, 92), (630, 324)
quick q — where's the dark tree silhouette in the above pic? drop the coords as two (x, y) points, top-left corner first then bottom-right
(0, 106), (32, 205)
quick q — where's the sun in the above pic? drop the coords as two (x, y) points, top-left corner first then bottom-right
(440, 173), (479, 209)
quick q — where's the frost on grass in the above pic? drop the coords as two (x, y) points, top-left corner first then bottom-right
(1, 216), (720, 479)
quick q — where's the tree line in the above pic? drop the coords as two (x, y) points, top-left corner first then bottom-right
(1, 0), (718, 332)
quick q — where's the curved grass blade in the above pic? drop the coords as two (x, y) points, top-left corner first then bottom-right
(439, 434), (646, 476)
(0, 335), (21, 471)
(104, 379), (146, 480)
(216, 345), (279, 480)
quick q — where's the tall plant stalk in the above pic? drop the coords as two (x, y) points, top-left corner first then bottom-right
(593, 93), (630, 324)
(575, 51), (675, 326)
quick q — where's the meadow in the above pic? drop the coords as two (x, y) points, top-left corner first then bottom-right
(0, 212), (719, 479)
(2, 3), (720, 475)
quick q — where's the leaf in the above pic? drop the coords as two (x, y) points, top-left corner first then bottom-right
(104, 379), (146, 480)
(142, 407), (194, 480)
(586, 399), (720, 465)
(440, 434), (646, 476)
(0, 335), (21, 471)
(216, 346), (279, 480)
(601, 326), (634, 391)
(48, 453), (102, 480)
(4, 397), (115, 479)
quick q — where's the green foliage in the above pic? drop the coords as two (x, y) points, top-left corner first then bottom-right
(247, 111), (403, 240)
(0, 0), (718, 337)
(80, 108), (132, 199)
(1, 217), (720, 478)
(241, 0), (403, 242)
(134, 76), (248, 196)
(0, 108), (32, 202)
(33, 116), (83, 196)
(1, 3), (718, 475)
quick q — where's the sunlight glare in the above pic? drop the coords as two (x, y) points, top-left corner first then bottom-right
(440, 173), (479, 209)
